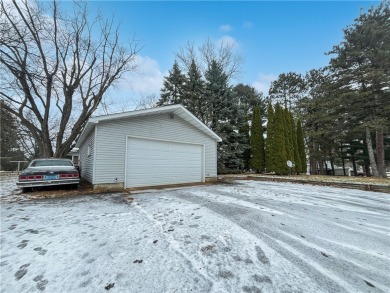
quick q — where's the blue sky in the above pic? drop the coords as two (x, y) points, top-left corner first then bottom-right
(61, 1), (379, 110)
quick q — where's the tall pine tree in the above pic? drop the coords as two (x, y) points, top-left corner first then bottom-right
(250, 106), (265, 172)
(284, 107), (294, 163)
(328, 1), (390, 177)
(296, 119), (307, 174)
(291, 112), (301, 174)
(157, 60), (186, 106)
(273, 103), (289, 175)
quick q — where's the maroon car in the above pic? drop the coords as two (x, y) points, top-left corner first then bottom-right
(16, 158), (80, 192)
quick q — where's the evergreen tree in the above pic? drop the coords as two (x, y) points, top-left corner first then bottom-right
(239, 116), (251, 171)
(233, 84), (265, 121)
(269, 72), (306, 109)
(182, 59), (206, 123)
(291, 112), (301, 174)
(296, 119), (307, 174)
(0, 101), (25, 170)
(250, 106), (265, 172)
(204, 60), (245, 172)
(265, 103), (275, 172)
(297, 69), (341, 175)
(233, 84), (264, 171)
(328, 1), (390, 177)
(273, 103), (289, 175)
(284, 107), (294, 163)
(157, 60), (186, 106)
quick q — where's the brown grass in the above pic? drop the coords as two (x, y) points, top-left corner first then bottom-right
(224, 173), (390, 186)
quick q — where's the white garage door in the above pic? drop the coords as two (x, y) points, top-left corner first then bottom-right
(126, 137), (203, 188)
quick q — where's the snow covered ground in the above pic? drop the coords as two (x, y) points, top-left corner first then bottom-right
(1, 180), (389, 292)
(0, 175), (19, 198)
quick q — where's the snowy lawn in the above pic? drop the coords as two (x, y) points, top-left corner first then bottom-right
(1, 181), (389, 292)
(0, 175), (19, 198)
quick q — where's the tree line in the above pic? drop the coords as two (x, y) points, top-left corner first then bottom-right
(268, 1), (389, 178)
(156, 43), (307, 174)
(158, 1), (389, 177)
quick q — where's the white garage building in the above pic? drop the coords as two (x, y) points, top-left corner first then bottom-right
(75, 105), (222, 189)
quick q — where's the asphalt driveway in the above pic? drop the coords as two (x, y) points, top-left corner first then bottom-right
(1, 180), (389, 292)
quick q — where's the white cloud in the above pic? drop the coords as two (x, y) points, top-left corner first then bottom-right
(118, 55), (164, 94)
(219, 24), (232, 32)
(243, 21), (252, 29)
(252, 73), (278, 95)
(218, 36), (238, 48)
(100, 55), (165, 113)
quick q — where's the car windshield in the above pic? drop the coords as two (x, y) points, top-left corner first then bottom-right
(30, 160), (73, 167)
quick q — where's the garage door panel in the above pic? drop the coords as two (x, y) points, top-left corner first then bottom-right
(126, 137), (203, 188)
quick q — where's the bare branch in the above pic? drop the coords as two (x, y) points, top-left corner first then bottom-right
(176, 38), (243, 81)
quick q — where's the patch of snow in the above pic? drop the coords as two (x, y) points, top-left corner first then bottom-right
(0, 174), (19, 197)
(1, 181), (389, 292)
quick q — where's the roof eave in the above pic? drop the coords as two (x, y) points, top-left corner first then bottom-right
(75, 104), (222, 147)
(75, 121), (98, 148)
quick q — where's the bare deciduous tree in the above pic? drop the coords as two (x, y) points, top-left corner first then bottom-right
(0, 0), (139, 157)
(134, 92), (158, 110)
(176, 38), (243, 81)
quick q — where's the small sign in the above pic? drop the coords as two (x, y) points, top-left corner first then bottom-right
(287, 160), (293, 168)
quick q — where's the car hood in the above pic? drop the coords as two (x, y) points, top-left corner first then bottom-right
(21, 166), (77, 175)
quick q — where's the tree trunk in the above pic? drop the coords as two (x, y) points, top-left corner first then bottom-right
(342, 156), (346, 176)
(376, 128), (386, 178)
(42, 142), (54, 158)
(309, 141), (316, 175)
(319, 160), (324, 175)
(364, 163), (371, 177)
(362, 138), (371, 177)
(310, 157), (315, 175)
(352, 157), (357, 177)
(324, 159), (329, 175)
(340, 142), (346, 176)
(365, 127), (379, 177)
(330, 158), (335, 176)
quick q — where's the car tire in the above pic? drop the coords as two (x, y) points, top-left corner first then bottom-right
(22, 187), (30, 193)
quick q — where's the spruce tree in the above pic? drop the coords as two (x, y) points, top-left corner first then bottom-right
(296, 119), (307, 174)
(250, 106), (265, 172)
(204, 60), (245, 172)
(265, 103), (275, 172)
(157, 60), (186, 106)
(273, 103), (289, 175)
(239, 115), (251, 171)
(182, 59), (206, 123)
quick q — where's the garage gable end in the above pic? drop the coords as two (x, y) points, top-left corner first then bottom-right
(76, 105), (220, 189)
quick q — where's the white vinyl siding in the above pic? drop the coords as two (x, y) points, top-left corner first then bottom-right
(126, 137), (203, 188)
(79, 127), (95, 183)
(94, 113), (217, 185)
